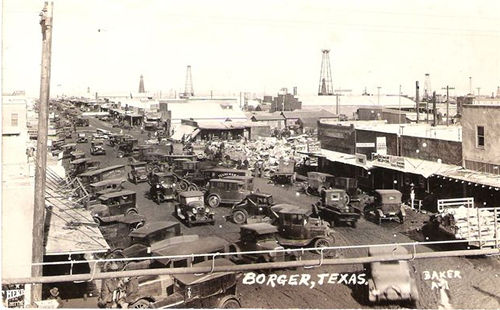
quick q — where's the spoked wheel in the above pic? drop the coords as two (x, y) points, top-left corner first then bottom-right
(208, 195), (221, 208)
(178, 180), (189, 191)
(187, 183), (199, 191)
(129, 299), (152, 308)
(232, 210), (248, 225)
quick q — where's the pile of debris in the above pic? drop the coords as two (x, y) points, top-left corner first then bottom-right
(219, 135), (319, 176)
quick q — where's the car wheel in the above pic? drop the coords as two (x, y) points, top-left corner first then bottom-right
(232, 210), (248, 225)
(129, 299), (152, 308)
(208, 195), (221, 208)
(218, 296), (241, 309)
(313, 238), (331, 255)
(351, 221), (357, 228)
(178, 180), (189, 191)
(126, 208), (138, 215)
(93, 217), (102, 226)
(187, 183), (198, 191)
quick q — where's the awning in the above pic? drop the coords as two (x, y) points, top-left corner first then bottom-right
(371, 156), (460, 178)
(44, 169), (109, 255)
(171, 124), (198, 141)
(436, 168), (500, 189)
(300, 149), (373, 170)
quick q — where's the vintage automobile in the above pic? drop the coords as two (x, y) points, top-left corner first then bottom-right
(124, 258), (241, 308)
(76, 132), (88, 143)
(230, 223), (289, 264)
(230, 192), (275, 224)
(202, 167), (251, 181)
(78, 164), (126, 188)
(90, 140), (106, 155)
(133, 145), (157, 162)
(98, 213), (147, 249)
(205, 178), (251, 208)
(87, 178), (126, 200)
(305, 171), (336, 195)
(223, 175), (254, 191)
(148, 172), (177, 204)
(69, 150), (85, 161)
(68, 158), (100, 177)
(314, 189), (360, 228)
(109, 221), (185, 261)
(107, 133), (124, 147)
(334, 177), (374, 211)
(152, 236), (229, 268)
(365, 246), (419, 306)
(270, 159), (296, 185)
(271, 204), (336, 256)
(128, 161), (149, 184)
(75, 117), (89, 127)
(364, 189), (406, 224)
(88, 190), (138, 224)
(116, 137), (139, 158)
(175, 191), (215, 227)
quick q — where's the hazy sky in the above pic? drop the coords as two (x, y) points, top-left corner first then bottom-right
(3, 0), (500, 97)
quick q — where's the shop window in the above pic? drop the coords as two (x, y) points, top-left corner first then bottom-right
(476, 126), (485, 148)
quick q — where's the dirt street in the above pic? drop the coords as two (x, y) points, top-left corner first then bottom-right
(68, 118), (500, 309)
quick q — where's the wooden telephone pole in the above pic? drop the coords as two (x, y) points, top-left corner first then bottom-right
(32, 1), (53, 303)
(441, 86), (455, 126)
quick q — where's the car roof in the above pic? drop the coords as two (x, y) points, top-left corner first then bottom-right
(375, 189), (402, 195)
(153, 236), (229, 256)
(324, 188), (346, 194)
(99, 189), (136, 199)
(183, 160), (199, 164)
(179, 191), (204, 197)
(130, 161), (147, 166)
(204, 168), (248, 173)
(248, 192), (272, 198)
(209, 178), (244, 184)
(70, 150), (85, 155)
(271, 204), (310, 215)
(368, 246), (409, 257)
(78, 164), (125, 177)
(153, 172), (175, 177)
(241, 223), (278, 234)
(308, 171), (334, 178)
(223, 175), (253, 180)
(90, 178), (126, 187)
(173, 258), (236, 285)
(70, 158), (91, 164)
(128, 221), (180, 238)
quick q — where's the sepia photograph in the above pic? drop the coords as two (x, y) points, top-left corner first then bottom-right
(2, 0), (500, 308)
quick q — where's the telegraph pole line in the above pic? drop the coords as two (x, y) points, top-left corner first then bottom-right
(32, 1), (53, 303)
(441, 86), (455, 126)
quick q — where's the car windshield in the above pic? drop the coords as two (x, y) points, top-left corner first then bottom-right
(184, 196), (203, 204)
(135, 167), (147, 173)
(380, 260), (400, 265)
(256, 233), (276, 242)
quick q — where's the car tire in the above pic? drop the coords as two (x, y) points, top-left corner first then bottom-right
(126, 208), (138, 215)
(217, 296), (240, 309)
(232, 210), (248, 225)
(129, 299), (152, 308)
(208, 195), (221, 208)
(313, 238), (331, 255)
(93, 217), (102, 226)
(351, 221), (357, 228)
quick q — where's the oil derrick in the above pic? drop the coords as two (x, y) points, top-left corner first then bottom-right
(138, 75), (145, 93)
(181, 65), (194, 98)
(423, 73), (432, 101)
(318, 50), (334, 95)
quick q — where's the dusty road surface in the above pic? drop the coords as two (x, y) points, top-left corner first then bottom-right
(59, 118), (500, 309)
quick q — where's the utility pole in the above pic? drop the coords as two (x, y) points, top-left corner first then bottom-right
(398, 85), (402, 124)
(377, 86), (381, 105)
(334, 88), (352, 115)
(32, 1), (53, 304)
(432, 91), (437, 127)
(441, 86), (455, 126)
(415, 81), (420, 124)
(469, 76), (472, 95)
(476, 87), (481, 97)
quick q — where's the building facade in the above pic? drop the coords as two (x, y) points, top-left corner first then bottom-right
(461, 104), (500, 175)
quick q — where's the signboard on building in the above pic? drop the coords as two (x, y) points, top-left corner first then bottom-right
(307, 141), (321, 153)
(376, 136), (387, 155)
(356, 142), (375, 148)
(2, 284), (25, 308)
(372, 153), (405, 169)
(355, 153), (367, 165)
